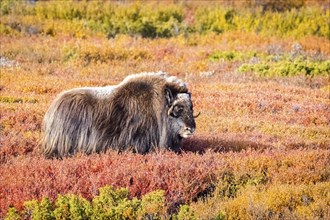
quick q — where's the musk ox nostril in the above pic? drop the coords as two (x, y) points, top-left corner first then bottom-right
(185, 127), (195, 133)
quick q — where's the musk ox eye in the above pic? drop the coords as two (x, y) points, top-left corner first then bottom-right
(173, 105), (184, 117)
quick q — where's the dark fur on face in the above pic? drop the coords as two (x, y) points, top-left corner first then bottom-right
(42, 72), (196, 157)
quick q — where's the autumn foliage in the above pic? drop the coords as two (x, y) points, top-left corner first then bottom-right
(1, 1), (329, 219)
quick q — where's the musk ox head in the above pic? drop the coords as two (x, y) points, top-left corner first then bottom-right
(42, 72), (197, 157)
(166, 91), (196, 138)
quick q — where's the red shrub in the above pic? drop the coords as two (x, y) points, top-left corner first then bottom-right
(1, 149), (329, 217)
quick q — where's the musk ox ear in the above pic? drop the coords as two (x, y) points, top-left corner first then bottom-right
(165, 88), (174, 106)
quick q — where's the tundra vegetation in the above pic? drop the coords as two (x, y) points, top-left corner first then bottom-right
(1, 0), (329, 219)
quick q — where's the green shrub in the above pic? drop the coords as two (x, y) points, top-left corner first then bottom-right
(4, 208), (21, 220)
(78, 45), (150, 65)
(0, 96), (38, 104)
(91, 186), (134, 219)
(239, 59), (330, 77)
(139, 190), (166, 219)
(209, 51), (258, 62)
(5, 186), (167, 220)
(0, 22), (20, 35)
(215, 170), (269, 199)
(258, 0), (305, 12)
(175, 205), (197, 220)
(24, 198), (55, 220)
(54, 194), (92, 220)
(193, 7), (329, 39)
(0, 0), (17, 15)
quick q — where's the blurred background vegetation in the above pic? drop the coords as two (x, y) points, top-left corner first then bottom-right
(1, 0), (329, 39)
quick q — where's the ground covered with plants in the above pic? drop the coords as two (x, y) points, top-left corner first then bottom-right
(1, 1), (329, 219)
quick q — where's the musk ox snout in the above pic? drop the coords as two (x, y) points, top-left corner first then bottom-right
(42, 72), (197, 157)
(181, 126), (195, 138)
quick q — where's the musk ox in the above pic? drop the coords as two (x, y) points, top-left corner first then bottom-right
(42, 72), (197, 157)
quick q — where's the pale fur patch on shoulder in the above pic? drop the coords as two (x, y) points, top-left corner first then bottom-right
(89, 86), (117, 98)
(120, 71), (167, 84)
(68, 86), (117, 98)
(121, 71), (187, 89)
(65, 72), (188, 100)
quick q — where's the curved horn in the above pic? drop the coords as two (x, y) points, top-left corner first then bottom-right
(193, 112), (201, 118)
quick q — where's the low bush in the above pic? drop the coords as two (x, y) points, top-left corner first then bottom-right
(78, 45), (151, 65)
(184, 182), (330, 219)
(239, 59), (330, 77)
(1, 149), (329, 217)
(0, 96), (38, 104)
(209, 50), (258, 62)
(6, 179), (329, 219)
(218, 182), (330, 219)
(4, 186), (167, 220)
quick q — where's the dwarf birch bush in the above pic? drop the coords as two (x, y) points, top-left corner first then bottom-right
(5, 186), (167, 220)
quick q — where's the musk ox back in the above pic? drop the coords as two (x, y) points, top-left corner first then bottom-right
(42, 72), (197, 157)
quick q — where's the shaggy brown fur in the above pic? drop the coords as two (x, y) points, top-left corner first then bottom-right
(42, 72), (196, 157)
